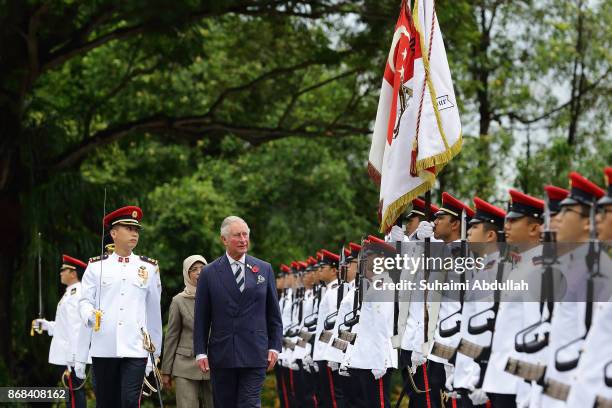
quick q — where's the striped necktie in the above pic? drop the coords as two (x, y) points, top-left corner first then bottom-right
(234, 262), (245, 292)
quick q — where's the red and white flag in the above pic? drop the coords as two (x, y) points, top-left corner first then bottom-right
(368, 0), (462, 232)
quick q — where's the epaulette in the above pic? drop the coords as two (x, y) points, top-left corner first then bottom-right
(140, 255), (158, 266)
(89, 254), (109, 263)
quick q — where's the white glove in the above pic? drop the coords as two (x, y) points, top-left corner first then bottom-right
(415, 221), (434, 240)
(468, 388), (488, 405)
(35, 318), (53, 334)
(338, 365), (350, 377)
(410, 351), (427, 372)
(74, 362), (86, 380)
(389, 225), (405, 242)
(289, 362), (300, 371)
(145, 361), (153, 377)
(312, 362), (320, 373)
(328, 361), (339, 371)
(86, 312), (97, 328)
(371, 368), (386, 380)
(303, 363), (312, 373)
(444, 364), (454, 391)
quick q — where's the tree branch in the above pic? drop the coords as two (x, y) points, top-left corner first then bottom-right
(49, 112), (370, 171)
(40, 1), (357, 74)
(277, 67), (362, 127)
(492, 67), (610, 125)
(42, 23), (148, 72)
(204, 57), (341, 116)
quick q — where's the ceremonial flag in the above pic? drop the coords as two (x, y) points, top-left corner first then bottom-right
(368, 0), (462, 232)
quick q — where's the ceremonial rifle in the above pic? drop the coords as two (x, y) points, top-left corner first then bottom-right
(514, 197), (556, 354)
(554, 200), (600, 372)
(461, 222), (508, 387)
(439, 208), (468, 340)
(338, 238), (365, 346)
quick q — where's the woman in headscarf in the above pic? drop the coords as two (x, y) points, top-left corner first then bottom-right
(161, 255), (213, 408)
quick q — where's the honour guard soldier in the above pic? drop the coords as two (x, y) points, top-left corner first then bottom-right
(482, 189), (544, 407)
(276, 263), (294, 408)
(566, 167), (612, 407)
(313, 249), (344, 407)
(323, 245), (360, 407)
(334, 243), (365, 408)
(343, 236), (397, 408)
(395, 200), (441, 408)
(284, 261), (308, 407)
(35, 254), (89, 408)
(292, 259), (320, 407)
(280, 262), (301, 407)
(424, 193), (474, 407)
(453, 197), (507, 407)
(539, 172), (605, 408)
(75, 206), (162, 408)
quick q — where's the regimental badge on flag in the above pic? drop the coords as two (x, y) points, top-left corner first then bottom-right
(368, 0), (462, 232)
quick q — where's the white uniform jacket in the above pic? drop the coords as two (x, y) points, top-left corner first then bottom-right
(76, 252), (162, 361)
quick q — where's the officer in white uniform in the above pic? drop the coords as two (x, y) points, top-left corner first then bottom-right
(323, 245), (362, 407)
(292, 258), (319, 407)
(540, 172), (606, 408)
(75, 205), (162, 408)
(35, 254), (89, 408)
(453, 197), (506, 407)
(391, 200), (442, 408)
(275, 264), (293, 408)
(312, 249), (344, 407)
(482, 189), (545, 408)
(422, 193), (474, 407)
(344, 237), (397, 408)
(565, 168), (612, 408)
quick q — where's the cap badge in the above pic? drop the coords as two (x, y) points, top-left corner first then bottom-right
(132, 210), (138, 218)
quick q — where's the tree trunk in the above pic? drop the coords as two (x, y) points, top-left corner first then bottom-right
(0, 86), (26, 374)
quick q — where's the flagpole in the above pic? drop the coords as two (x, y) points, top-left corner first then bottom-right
(423, 190), (431, 342)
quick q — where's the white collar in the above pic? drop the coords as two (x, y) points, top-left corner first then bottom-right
(111, 251), (134, 260)
(65, 281), (80, 292)
(226, 252), (246, 265)
(326, 279), (338, 289)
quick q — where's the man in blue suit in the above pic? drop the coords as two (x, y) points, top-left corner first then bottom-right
(194, 215), (283, 407)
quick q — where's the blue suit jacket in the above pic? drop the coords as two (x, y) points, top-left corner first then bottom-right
(193, 254), (283, 368)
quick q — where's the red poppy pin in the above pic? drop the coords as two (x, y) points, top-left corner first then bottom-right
(247, 263), (260, 273)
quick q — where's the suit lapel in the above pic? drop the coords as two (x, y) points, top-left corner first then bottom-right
(218, 255), (241, 302)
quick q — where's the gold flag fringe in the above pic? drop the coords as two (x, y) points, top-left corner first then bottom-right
(379, 170), (436, 233)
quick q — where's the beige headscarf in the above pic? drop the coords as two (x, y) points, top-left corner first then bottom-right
(180, 255), (207, 298)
